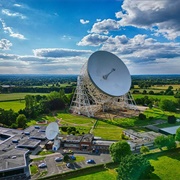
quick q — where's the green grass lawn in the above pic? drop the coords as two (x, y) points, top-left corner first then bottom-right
(30, 165), (39, 175)
(148, 149), (180, 180)
(69, 169), (117, 180)
(57, 112), (95, 125)
(93, 120), (124, 140)
(0, 100), (25, 112)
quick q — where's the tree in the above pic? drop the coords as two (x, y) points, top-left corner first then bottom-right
(140, 145), (149, 154)
(159, 99), (176, 112)
(16, 114), (27, 129)
(175, 127), (180, 141)
(168, 115), (176, 124)
(154, 135), (168, 150)
(47, 91), (60, 101)
(117, 154), (154, 180)
(149, 90), (154, 95)
(25, 95), (36, 109)
(166, 135), (176, 150)
(139, 113), (146, 120)
(109, 140), (131, 163)
(63, 154), (70, 162)
(59, 89), (69, 103)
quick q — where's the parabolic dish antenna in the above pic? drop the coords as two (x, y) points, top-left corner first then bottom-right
(45, 122), (59, 140)
(70, 50), (136, 118)
(87, 51), (131, 97)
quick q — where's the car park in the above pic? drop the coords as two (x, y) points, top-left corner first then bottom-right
(55, 157), (63, 162)
(86, 159), (95, 164)
(38, 163), (47, 168)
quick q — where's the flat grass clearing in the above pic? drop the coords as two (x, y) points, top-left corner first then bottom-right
(148, 149), (180, 180)
(57, 113), (95, 125)
(0, 93), (47, 101)
(30, 165), (38, 175)
(0, 100), (25, 112)
(93, 120), (124, 140)
(69, 169), (117, 180)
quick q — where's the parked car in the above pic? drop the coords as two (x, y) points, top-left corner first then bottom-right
(69, 155), (76, 160)
(55, 157), (63, 162)
(38, 163), (47, 168)
(86, 159), (95, 164)
(66, 163), (72, 168)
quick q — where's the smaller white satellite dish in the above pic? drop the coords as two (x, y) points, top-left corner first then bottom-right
(45, 122), (59, 140)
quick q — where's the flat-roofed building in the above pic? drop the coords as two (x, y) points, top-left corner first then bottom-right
(16, 139), (41, 150)
(60, 134), (82, 149)
(159, 125), (180, 135)
(0, 148), (30, 179)
(0, 126), (47, 179)
(92, 140), (117, 153)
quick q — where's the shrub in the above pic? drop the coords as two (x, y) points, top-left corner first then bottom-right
(168, 115), (176, 124)
(139, 113), (146, 120)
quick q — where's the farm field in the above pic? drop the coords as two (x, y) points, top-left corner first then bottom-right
(0, 93), (47, 101)
(133, 84), (180, 90)
(133, 94), (176, 101)
(0, 100), (25, 112)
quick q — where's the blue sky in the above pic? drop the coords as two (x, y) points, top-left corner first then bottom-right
(0, 0), (180, 74)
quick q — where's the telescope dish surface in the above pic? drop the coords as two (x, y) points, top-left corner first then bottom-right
(45, 122), (59, 140)
(87, 51), (131, 97)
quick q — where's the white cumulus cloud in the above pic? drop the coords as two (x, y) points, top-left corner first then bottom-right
(80, 19), (89, 24)
(90, 19), (120, 34)
(2, 9), (26, 19)
(33, 48), (92, 58)
(0, 39), (12, 50)
(116, 0), (180, 40)
(77, 34), (108, 46)
(0, 19), (26, 40)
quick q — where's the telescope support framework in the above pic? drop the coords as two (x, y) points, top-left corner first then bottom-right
(70, 75), (137, 118)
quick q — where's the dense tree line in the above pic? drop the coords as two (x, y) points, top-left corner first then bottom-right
(0, 74), (77, 86)
(0, 90), (72, 128)
(132, 74), (180, 87)
(0, 86), (74, 94)
(0, 74), (179, 93)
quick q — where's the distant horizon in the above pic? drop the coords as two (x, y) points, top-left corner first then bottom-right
(0, 73), (180, 76)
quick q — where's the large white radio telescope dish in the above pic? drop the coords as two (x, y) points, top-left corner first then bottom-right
(87, 51), (131, 96)
(45, 122), (59, 140)
(70, 50), (136, 118)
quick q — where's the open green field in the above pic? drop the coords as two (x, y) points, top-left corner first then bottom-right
(0, 100), (25, 112)
(0, 93), (47, 101)
(93, 120), (124, 140)
(69, 169), (117, 180)
(57, 113), (95, 125)
(148, 149), (180, 180)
